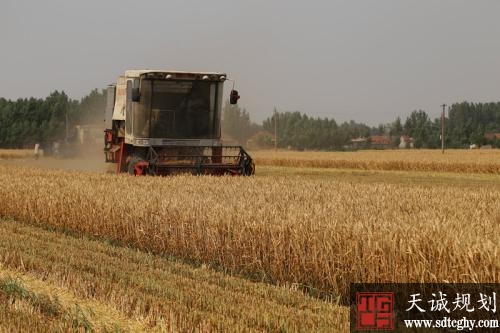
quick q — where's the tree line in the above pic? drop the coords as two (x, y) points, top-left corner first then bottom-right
(0, 89), (106, 148)
(0, 88), (499, 150)
(224, 102), (500, 149)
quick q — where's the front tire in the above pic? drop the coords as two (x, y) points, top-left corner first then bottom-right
(127, 156), (145, 175)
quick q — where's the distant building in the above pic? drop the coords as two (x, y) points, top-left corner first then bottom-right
(350, 137), (368, 149)
(484, 133), (500, 141)
(369, 135), (392, 149)
(399, 135), (415, 149)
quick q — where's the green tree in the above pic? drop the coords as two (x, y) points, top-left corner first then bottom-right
(389, 117), (403, 137)
(404, 110), (432, 148)
(262, 111), (367, 150)
(0, 89), (102, 148)
(72, 89), (106, 125)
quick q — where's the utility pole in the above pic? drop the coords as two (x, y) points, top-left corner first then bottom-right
(274, 107), (278, 151)
(441, 104), (446, 154)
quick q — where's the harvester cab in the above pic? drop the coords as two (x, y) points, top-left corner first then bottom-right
(104, 70), (254, 176)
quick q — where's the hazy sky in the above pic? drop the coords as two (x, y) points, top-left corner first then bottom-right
(2, 0), (499, 125)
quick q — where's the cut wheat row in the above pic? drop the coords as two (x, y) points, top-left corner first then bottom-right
(0, 218), (344, 332)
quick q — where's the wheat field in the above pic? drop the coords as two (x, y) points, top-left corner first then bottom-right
(253, 149), (500, 173)
(0, 150), (499, 331)
(0, 149), (33, 159)
(0, 164), (498, 301)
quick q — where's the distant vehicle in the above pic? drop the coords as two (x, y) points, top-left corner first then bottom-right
(104, 70), (254, 176)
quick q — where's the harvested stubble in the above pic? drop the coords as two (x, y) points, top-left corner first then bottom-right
(0, 165), (498, 303)
(0, 218), (345, 332)
(0, 275), (97, 333)
(253, 149), (500, 174)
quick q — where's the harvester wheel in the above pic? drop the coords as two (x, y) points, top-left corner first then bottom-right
(128, 156), (145, 175)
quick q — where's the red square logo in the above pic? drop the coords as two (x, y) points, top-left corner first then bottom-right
(356, 292), (394, 330)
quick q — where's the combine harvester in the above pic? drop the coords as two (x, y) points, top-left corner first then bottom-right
(104, 70), (254, 176)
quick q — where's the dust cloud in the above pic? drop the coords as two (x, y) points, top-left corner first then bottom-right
(0, 147), (114, 174)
